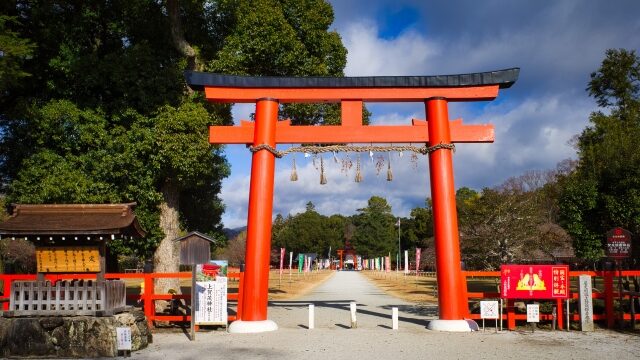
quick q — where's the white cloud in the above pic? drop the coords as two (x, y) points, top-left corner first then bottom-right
(220, 1), (640, 228)
(343, 21), (440, 76)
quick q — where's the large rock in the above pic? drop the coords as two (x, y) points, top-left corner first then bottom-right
(0, 310), (151, 358)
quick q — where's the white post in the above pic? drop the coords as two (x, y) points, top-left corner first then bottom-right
(499, 298), (503, 332)
(392, 307), (398, 330)
(578, 275), (594, 331)
(350, 302), (357, 328)
(397, 217), (401, 272)
(308, 304), (315, 329)
(404, 250), (409, 275)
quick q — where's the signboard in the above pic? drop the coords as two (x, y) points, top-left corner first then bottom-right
(116, 327), (132, 350)
(500, 265), (569, 299)
(36, 246), (100, 273)
(480, 301), (500, 319)
(194, 261), (228, 326)
(526, 304), (540, 323)
(606, 227), (632, 259)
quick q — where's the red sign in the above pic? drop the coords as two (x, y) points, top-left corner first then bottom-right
(500, 265), (569, 299)
(606, 227), (632, 259)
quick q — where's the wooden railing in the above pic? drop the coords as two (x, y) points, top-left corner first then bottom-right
(464, 270), (640, 330)
(1, 272), (244, 327)
(9, 279), (125, 315)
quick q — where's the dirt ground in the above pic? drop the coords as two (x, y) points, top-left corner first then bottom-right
(133, 271), (639, 360)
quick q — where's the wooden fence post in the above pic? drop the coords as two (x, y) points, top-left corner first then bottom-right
(144, 274), (155, 327)
(556, 298), (564, 330)
(604, 270), (614, 329)
(2, 275), (12, 311)
(507, 299), (516, 330)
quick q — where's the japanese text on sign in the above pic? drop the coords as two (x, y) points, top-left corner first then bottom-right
(195, 277), (227, 325)
(36, 246), (100, 273)
(501, 265), (569, 299)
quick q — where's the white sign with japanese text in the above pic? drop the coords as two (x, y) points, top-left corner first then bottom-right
(116, 327), (132, 350)
(195, 277), (227, 325)
(526, 304), (540, 323)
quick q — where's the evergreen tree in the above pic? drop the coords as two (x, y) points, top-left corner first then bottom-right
(351, 196), (396, 258)
(559, 49), (640, 261)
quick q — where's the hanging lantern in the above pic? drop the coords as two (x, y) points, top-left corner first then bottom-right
(290, 158), (298, 181)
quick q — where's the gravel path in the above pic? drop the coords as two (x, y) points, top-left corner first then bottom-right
(133, 271), (638, 360)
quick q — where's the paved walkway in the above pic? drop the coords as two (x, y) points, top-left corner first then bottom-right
(133, 271), (638, 360)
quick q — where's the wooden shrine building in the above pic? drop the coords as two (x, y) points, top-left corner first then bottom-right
(0, 203), (146, 316)
(0, 203), (146, 277)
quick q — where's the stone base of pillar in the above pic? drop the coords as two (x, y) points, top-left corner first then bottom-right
(427, 319), (479, 332)
(228, 320), (278, 333)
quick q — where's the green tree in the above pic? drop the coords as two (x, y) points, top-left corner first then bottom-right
(0, 15), (36, 95)
(272, 202), (340, 255)
(559, 49), (640, 261)
(459, 172), (570, 270)
(0, 1), (347, 301)
(351, 196), (396, 258)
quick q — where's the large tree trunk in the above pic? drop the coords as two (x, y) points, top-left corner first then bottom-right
(153, 179), (181, 312)
(166, 0), (198, 71)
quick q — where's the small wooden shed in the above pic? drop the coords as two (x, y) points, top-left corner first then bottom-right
(174, 231), (217, 265)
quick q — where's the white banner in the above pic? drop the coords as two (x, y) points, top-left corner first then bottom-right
(195, 277), (227, 325)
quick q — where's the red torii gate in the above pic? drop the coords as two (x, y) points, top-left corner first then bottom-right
(186, 68), (519, 332)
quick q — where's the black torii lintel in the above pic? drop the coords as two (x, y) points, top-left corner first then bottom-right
(184, 68), (519, 91)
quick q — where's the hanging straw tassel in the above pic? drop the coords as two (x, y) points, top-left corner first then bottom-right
(386, 156), (393, 181)
(320, 157), (327, 185)
(320, 156), (327, 185)
(290, 158), (298, 181)
(355, 155), (363, 183)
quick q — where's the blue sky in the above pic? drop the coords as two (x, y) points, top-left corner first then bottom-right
(220, 0), (640, 228)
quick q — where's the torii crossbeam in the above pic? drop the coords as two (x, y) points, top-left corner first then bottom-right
(186, 68), (519, 333)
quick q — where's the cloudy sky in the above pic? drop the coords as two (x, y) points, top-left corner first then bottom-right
(219, 0), (640, 229)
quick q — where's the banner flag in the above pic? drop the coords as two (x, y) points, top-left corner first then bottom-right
(404, 250), (409, 274)
(298, 254), (304, 273)
(289, 251), (293, 274)
(416, 248), (421, 275)
(279, 248), (285, 275)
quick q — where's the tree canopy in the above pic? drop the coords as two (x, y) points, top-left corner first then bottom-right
(0, 0), (348, 281)
(559, 49), (640, 261)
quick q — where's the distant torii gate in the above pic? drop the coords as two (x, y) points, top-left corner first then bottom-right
(186, 68), (519, 333)
(337, 240), (358, 270)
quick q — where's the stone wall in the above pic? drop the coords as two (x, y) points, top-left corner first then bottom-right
(0, 310), (151, 358)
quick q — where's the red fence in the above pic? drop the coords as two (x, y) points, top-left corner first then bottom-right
(465, 270), (640, 330)
(0, 272), (244, 327)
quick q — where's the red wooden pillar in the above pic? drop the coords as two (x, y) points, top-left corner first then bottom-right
(556, 298), (564, 330)
(507, 299), (516, 330)
(240, 99), (279, 324)
(604, 270), (615, 328)
(425, 98), (470, 328)
(144, 274), (155, 327)
(2, 275), (12, 311)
